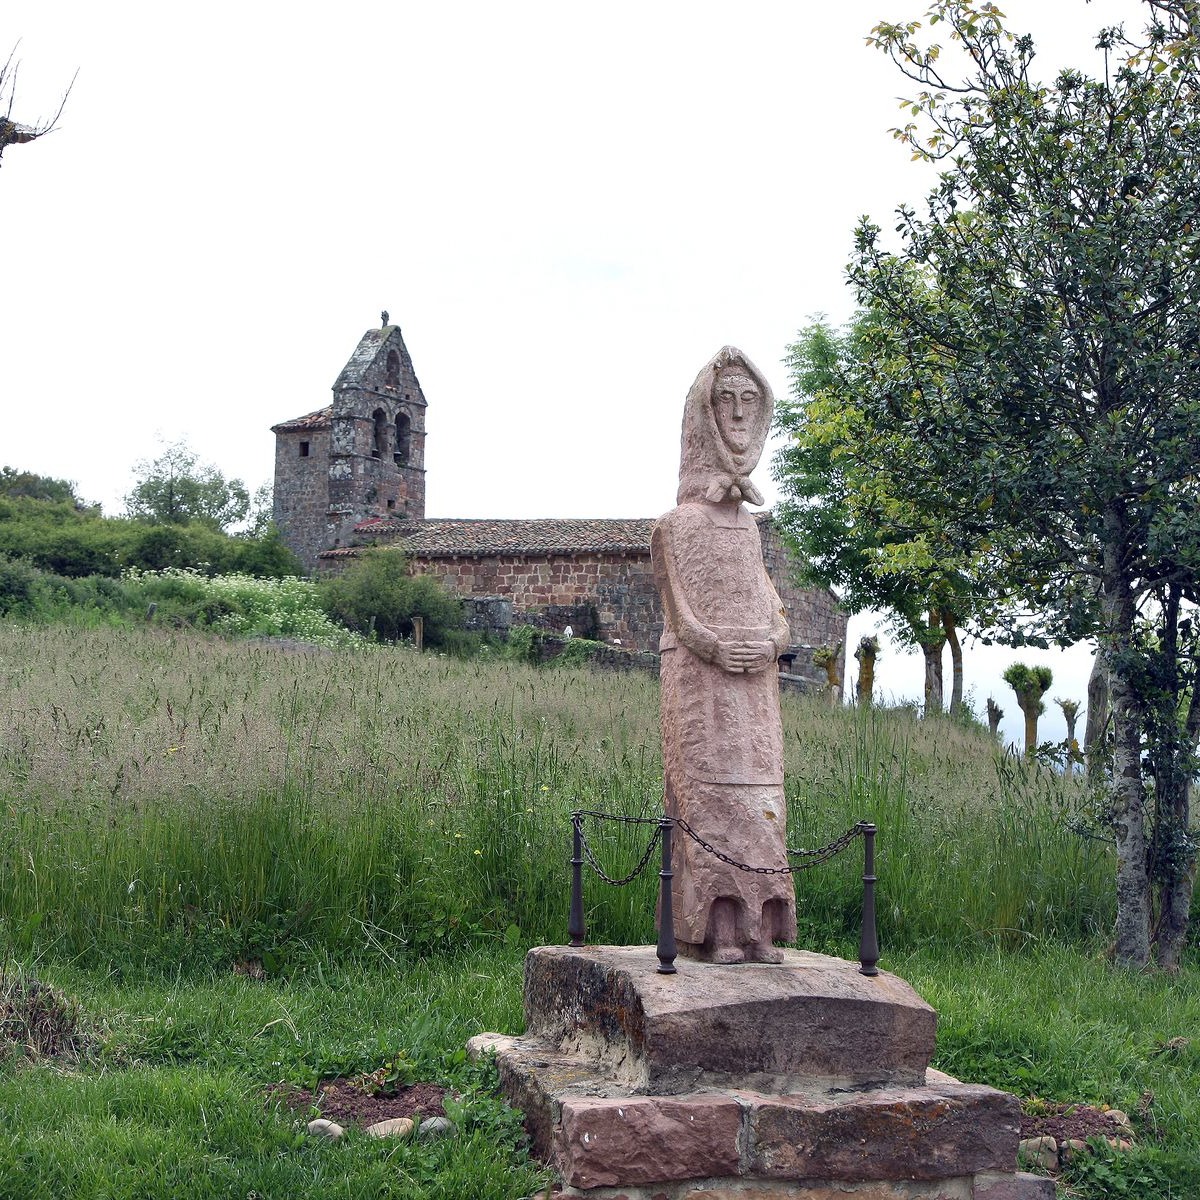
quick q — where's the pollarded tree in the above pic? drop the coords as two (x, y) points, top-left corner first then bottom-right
(1057, 697), (1083, 776)
(0, 47), (74, 168)
(1002, 663), (1052, 757)
(985, 697), (1003, 738)
(855, 635), (881, 707)
(848, 0), (1200, 967)
(812, 642), (844, 707)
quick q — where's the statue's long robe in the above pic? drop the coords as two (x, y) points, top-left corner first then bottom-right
(653, 500), (797, 948)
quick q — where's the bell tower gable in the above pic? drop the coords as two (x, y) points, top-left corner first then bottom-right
(326, 322), (428, 543)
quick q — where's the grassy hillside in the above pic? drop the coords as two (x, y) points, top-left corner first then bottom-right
(0, 622), (1196, 1198)
(0, 622), (1113, 968)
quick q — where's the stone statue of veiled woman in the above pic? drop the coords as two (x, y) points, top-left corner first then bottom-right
(652, 347), (796, 964)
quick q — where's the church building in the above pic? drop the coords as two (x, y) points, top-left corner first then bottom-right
(272, 322), (846, 684)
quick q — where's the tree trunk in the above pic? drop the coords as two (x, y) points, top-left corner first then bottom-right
(1085, 652), (1110, 784)
(818, 643), (843, 708)
(1102, 534), (1152, 968)
(1153, 603), (1199, 970)
(1155, 810), (1197, 970)
(855, 641), (877, 708)
(1018, 698), (1039, 758)
(943, 610), (964, 717)
(1061, 707), (1080, 778)
(922, 611), (946, 717)
(986, 698), (1003, 738)
(1062, 709), (1078, 745)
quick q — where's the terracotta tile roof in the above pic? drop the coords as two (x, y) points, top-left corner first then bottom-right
(345, 517), (659, 557)
(272, 406), (331, 433)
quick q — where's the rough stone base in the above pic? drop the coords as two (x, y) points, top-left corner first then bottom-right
(531, 1176), (1053, 1199)
(478, 1034), (1020, 1192)
(476, 946), (1048, 1200)
(520, 944), (937, 1092)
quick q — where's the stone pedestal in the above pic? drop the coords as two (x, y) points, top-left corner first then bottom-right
(469, 946), (1052, 1200)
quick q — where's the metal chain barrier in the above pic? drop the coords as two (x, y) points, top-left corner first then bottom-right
(673, 817), (866, 875)
(576, 814), (663, 887)
(672, 816), (868, 873)
(568, 808), (879, 977)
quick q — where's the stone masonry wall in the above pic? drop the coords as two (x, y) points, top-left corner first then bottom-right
(759, 520), (847, 688)
(408, 539), (845, 670)
(326, 327), (428, 552)
(408, 552), (662, 652)
(273, 427), (331, 573)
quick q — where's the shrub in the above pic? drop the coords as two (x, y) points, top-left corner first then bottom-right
(0, 556), (49, 617)
(0, 970), (99, 1066)
(320, 550), (463, 646)
(501, 623), (539, 663)
(124, 569), (359, 649)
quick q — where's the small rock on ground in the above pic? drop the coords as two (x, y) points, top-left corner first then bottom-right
(1019, 1136), (1058, 1172)
(366, 1116), (415, 1139)
(1107, 1108), (1135, 1134)
(306, 1118), (345, 1140)
(418, 1115), (456, 1139)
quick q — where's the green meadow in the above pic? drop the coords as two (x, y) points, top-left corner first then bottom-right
(1, 623), (1197, 1199)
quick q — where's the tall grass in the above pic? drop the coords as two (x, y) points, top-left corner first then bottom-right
(0, 622), (1115, 969)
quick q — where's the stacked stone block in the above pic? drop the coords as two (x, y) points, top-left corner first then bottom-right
(326, 326), (427, 551)
(272, 413), (332, 571)
(470, 946), (1053, 1199)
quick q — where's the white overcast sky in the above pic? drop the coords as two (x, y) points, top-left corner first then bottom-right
(2, 0), (1152, 747)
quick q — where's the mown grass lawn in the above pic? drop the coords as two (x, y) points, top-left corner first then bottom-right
(0, 948), (547, 1200)
(2, 943), (1197, 1200)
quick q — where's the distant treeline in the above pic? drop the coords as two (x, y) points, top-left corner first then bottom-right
(0, 468), (299, 579)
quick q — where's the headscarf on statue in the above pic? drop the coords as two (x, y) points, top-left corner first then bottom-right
(676, 346), (774, 507)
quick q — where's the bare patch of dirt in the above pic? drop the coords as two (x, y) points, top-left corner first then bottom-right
(1021, 1102), (1132, 1144)
(270, 1078), (447, 1129)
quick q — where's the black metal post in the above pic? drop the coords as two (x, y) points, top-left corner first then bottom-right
(656, 818), (677, 974)
(858, 822), (879, 976)
(569, 812), (586, 947)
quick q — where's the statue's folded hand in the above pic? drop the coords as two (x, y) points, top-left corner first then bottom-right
(717, 640), (774, 674)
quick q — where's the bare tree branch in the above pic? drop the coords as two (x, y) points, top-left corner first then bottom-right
(0, 45), (76, 167)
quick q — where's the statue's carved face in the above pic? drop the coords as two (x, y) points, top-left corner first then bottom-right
(712, 369), (761, 456)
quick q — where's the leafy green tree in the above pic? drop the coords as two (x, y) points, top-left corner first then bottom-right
(124, 441), (250, 532)
(242, 483), (275, 539)
(774, 310), (984, 716)
(1002, 663), (1052, 757)
(321, 549), (462, 646)
(845, 0), (1200, 966)
(0, 467), (87, 506)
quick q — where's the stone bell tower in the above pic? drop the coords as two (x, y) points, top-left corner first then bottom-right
(327, 322), (427, 542)
(271, 320), (428, 571)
